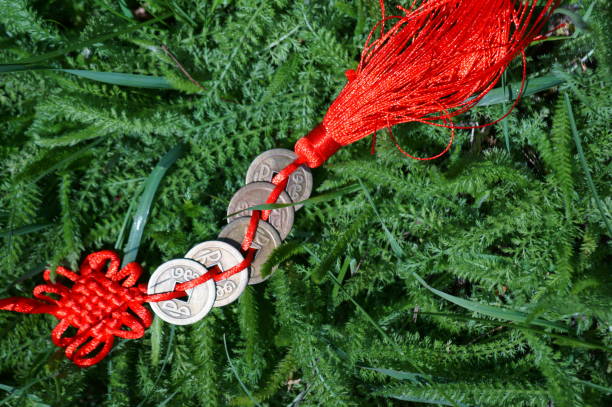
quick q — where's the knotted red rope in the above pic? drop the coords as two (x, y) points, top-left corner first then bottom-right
(0, 251), (151, 366)
(0, 0), (559, 366)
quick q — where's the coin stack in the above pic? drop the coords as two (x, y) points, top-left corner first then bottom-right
(147, 149), (313, 325)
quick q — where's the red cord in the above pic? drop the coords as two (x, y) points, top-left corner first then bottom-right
(0, 160), (304, 368)
(146, 158), (305, 299)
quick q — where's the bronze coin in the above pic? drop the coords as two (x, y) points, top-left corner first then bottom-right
(227, 181), (294, 240)
(246, 148), (313, 211)
(185, 240), (248, 307)
(218, 217), (282, 284)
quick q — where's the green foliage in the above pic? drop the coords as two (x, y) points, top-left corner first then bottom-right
(0, 0), (62, 45)
(0, 1), (610, 406)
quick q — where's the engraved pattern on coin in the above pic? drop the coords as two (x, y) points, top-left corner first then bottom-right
(147, 258), (216, 325)
(227, 181), (294, 240)
(185, 240), (248, 307)
(219, 217), (282, 284)
(245, 149), (313, 211)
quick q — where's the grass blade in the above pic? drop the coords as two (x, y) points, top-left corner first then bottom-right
(385, 394), (470, 407)
(15, 139), (103, 183)
(331, 257), (351, 300)
(358, 180), (404, 258)
(419, 312), (608, 351)
(360, 366), (429, 384)
(1, 65), (173, 89)
(157, 391), (179, 407)
(223, 334), (261, 407)
(575, 379), (612, 395)
(62, 69), (172, 88)
(117, 0), (133, 19)
(564, 92), (612, 236)
(92, 0), (133, 22)
(326, 270), (389, 339)
(0, 223), (52, 238)
(501, 72), (511, 153)
(477, 75), (565, 107)
(114, 183), (145, 252)
(122, 144), (184, 266)
(226, 183), (360, 216)
(0, 65), (48, 73)
(150, 316), (162, 367)
(35, 125), (107, 147)
(410, 271), (567, 332)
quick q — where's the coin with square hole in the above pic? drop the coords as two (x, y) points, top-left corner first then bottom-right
(227, 181), (294, 240)
(147, 258), (216, 325)
(185, 240), (248, 307)
(246, 149), (313, 211)
(219, 217), (282, 284)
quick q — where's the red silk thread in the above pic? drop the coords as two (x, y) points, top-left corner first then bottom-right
(293, 0), (559, 166)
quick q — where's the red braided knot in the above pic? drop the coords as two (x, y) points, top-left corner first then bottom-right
(0, 251), (152, 367)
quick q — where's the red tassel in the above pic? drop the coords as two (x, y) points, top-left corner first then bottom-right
(295, 0), (559, 167)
